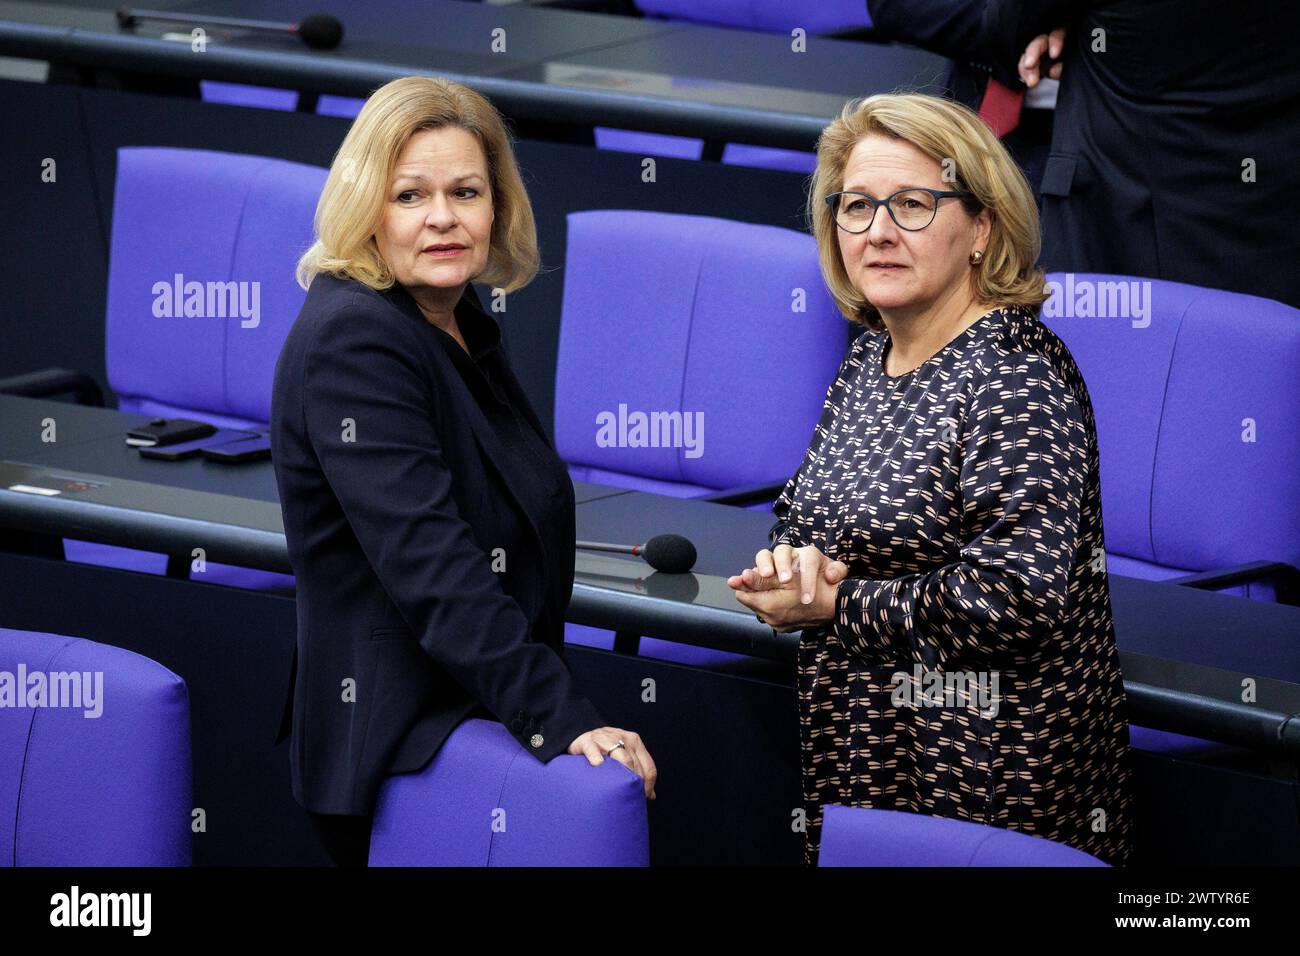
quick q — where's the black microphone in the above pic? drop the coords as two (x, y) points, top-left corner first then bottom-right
(116, 8), (344, 50)
(576, 534), (698, 574)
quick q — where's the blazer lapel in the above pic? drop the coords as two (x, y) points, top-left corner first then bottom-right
(382, 282), (548, 582)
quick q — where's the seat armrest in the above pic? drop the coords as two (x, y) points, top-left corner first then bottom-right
(0, 367), (105, 406)
(1165, 561), (1300, 606)
(694, 479), (787, 508)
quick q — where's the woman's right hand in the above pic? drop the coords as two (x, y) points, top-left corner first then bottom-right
(569, 727), (657, 800)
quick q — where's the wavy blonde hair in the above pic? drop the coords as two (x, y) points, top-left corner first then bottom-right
(296, 75), (539, 292)
(808, 92), (1047, 331)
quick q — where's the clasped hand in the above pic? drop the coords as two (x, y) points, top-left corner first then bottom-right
(727, 543), (848, 632)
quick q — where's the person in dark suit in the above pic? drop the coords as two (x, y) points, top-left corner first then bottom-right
(874, 0), (1300, 308)
(271, 75), (657, 867)
(1003, 0), (1300, 309)
(867, 0), (1059, 201)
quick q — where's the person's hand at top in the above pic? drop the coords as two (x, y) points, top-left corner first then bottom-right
(1019, 28), (1067, 88)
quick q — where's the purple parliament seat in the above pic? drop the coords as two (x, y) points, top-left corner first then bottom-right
(554, 209), (846, 663)
(593, 129), (817, 173)
(368, 718), (649, 866)
(817, 805), (1109, 866)
(62, 146), (327, 592)
(0, 627), (192, 866)
(1040, 273), (1299, 603)
(199, 81), (299, 111)
(1041, 273), (1300, 756)
(634, 0), (872, 34)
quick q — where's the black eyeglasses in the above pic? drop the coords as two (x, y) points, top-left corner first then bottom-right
(824, 187), (976, 233)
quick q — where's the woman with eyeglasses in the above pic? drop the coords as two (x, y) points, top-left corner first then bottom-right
(728, 92), (1134, 866)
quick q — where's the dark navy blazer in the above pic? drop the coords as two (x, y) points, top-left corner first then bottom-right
(270, 271), (604, 816)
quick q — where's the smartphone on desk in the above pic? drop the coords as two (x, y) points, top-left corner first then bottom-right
(200, 434), (271, 463)
(138, 429), (260, 461)
(124, 418), (217, 447)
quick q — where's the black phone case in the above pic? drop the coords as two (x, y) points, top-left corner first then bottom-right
(125, 418), (217, 447)
(138, 429), (259, 461)
(200, 436), (271, 463)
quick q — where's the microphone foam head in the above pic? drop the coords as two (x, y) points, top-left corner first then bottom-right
(299, 13), (343, 49)
(641, 534), (697, 574)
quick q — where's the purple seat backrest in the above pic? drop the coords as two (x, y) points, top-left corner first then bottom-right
(0, 627), (192, 866)
(818, 805), (1108, 866)
(555, 210), (847, 491)
(105, 147), (327, 428)
(199, 81), (298, 111)
(1041, 273), (1300, 579)
(370, 718), (648, 866)
(635, 0), (871, 33)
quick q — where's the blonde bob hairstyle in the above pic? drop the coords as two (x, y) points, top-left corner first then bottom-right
(808, 92), (1047, 332)
(296, 75), (539, 293)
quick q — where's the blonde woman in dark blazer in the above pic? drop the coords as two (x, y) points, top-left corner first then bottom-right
(272, 76), (656, 866)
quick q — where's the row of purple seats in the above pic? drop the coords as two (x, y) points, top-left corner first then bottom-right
(46, 148), (1299, 757)
(62, 152), (1300, 607)
(199, 80), (364, 120)
(0, 627), (648, 865)
(0, 616), (1101, 866)
(592, 128), (817, 173)
(63, 148), (845, 669)
(199, 84), (820, 172)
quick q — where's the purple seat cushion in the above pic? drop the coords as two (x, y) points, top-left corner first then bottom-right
(818, 805), (1108, 866)
(369, 718), (648, 866)
(63, 539), (169, 576)
(721, 143), (817, 173)
(199, 81), (298, 111)
(0, 628), (192, 866)
(635, 0), (871, 33)
(594, 128), (704, 159)
(317, 95), (366, 119)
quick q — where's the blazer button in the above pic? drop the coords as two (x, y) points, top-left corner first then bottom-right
(529, 733), (544, 749)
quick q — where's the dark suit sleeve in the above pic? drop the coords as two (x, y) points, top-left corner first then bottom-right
(870, 0), (998, 64)
(301, 304), (604, 762)
(869, 0), (1090, 87)
(983, 0), (1091, 68)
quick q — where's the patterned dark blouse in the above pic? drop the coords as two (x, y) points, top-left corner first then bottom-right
(770, 304), (1135, 866)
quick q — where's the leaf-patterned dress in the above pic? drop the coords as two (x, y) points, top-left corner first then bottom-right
(770, 304), (1134, 866)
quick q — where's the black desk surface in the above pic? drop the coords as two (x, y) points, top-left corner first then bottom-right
(0, 0), (949, 148)
(2, 394), (1298, 754)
